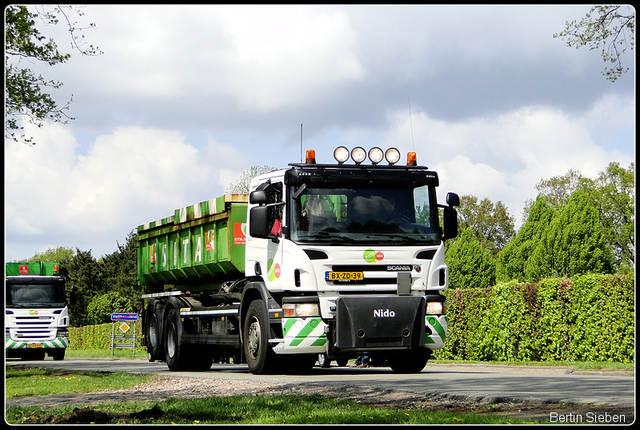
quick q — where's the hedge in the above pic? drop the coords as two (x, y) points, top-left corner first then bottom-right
(436, 274), (634, 362)
(69, 320), (143, 350)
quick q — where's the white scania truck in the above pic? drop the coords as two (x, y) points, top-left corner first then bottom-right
(138, 147), (459, 374)
(5, 262), (76, 360)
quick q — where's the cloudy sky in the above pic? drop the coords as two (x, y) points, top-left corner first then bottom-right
(5, 5), (635, 262)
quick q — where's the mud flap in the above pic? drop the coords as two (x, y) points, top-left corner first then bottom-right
(335, 296), (425, 349)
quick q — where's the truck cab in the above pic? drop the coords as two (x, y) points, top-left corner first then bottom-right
(244, 147), (459, 372)
(5, 262), (74, 361)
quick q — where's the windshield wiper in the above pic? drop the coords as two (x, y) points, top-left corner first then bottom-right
(365, 233), (425, 244)
(306, 232), (358, 244)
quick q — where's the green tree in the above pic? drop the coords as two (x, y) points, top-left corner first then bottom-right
(4, 5), (101, 144)
(87, 292), (135, 325)
(520, 163), (634, 275)
(64, 248), (105, 327)
(26, 246), (75, 264)
(226, 165), (278, 194)
(445, 228), (496, 289)
(456, 195), (515, 257)
(554, 5), (635, 82)
(101, 231), (141, 312)
(593, 162), (635, 272)
(527, 190), (613, 281)
(521, 168), (585, 223)
(497, 196), (556, 282)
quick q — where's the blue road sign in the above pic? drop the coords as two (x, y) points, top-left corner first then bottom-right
(111, 313), (139, 321)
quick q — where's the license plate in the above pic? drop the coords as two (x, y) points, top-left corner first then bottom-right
(27, 344), (43, 349)
(325, 271), (364, 281)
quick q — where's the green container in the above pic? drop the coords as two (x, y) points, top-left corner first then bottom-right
(6, 262), (60, 276)
(136, 194), (248, 292)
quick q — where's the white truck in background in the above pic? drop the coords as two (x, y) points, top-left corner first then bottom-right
(5, 262), (77, 361)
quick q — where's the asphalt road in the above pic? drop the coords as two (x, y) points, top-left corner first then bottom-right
(6, 357), (635, 408)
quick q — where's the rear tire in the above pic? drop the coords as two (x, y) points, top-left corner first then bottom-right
(165, 308), (188, 371)
(145, 300), (163, 361)
(336, 357), (349, 367)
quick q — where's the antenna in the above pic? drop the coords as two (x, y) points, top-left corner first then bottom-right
(300, 124), (303, 162)
(408, 97), (415, 152)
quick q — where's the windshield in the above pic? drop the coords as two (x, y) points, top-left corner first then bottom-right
(7, 284), (67, 308)
(290, 185), (441, 245)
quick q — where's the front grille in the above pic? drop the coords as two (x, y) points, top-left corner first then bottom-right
(9, 316), (56, 340)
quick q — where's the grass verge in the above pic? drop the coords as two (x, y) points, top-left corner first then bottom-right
(6, 395), (545, 425)
(5, 367), (152, 398)
(5, 367), (545, 424)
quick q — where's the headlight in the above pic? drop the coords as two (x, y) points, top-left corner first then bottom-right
(426, 301), (446, 315)
(283, 303), (320, 317)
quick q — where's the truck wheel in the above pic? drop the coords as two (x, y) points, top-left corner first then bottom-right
(243, 300), (276, 374)
(21, 350), (45, 361)
(50, 350), (65, 361)
(388, 351), (430, 373)
(188, 348), (214, 371)
(318, 353), (331, 368)
(145, 301), (163, 361)
(165, 308), (188, 371)
(290, 354), (317, 373)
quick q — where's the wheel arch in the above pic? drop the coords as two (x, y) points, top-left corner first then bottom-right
(239, 279), (268, 342)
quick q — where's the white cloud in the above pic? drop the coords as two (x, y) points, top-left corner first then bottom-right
(382, 99), (634, 227)
(70, 5), (364, 111)
(5, 123), (247, 259)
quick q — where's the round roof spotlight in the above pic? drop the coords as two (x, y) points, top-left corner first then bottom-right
(385, 147), (401, 165)
(334, 146), (350, 164)
(351, 146), (367, 164)
(368, 147), (384, 165)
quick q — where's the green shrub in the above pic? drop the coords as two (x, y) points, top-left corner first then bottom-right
(69, 321), (142, 350)
(536, 278), (575, 361)
(436, 287), (491, 360)
(87, 292), (135, 325)
(571, 274), (634, 362)
(437, 274), (633, 363)
(476, 281), (539, 361)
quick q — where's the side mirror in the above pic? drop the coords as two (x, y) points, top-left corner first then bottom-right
(250, 190), (268, 205)
(443, 192), (459, 240)
(249, 206), (270, 238)
(443, 206), (458, 240)
(69, 285), (78, 306)
(446, 192), (460, 207)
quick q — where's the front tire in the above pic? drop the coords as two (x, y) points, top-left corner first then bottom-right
(388, 351), (431, 373)
(243, 300), (276, 374)
(50, 349), (65, 361)
(318, 353), (331, 368)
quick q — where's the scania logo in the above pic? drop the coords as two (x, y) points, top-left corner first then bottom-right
(374, 309), (396, 318)
(386, 265), (412, 271)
